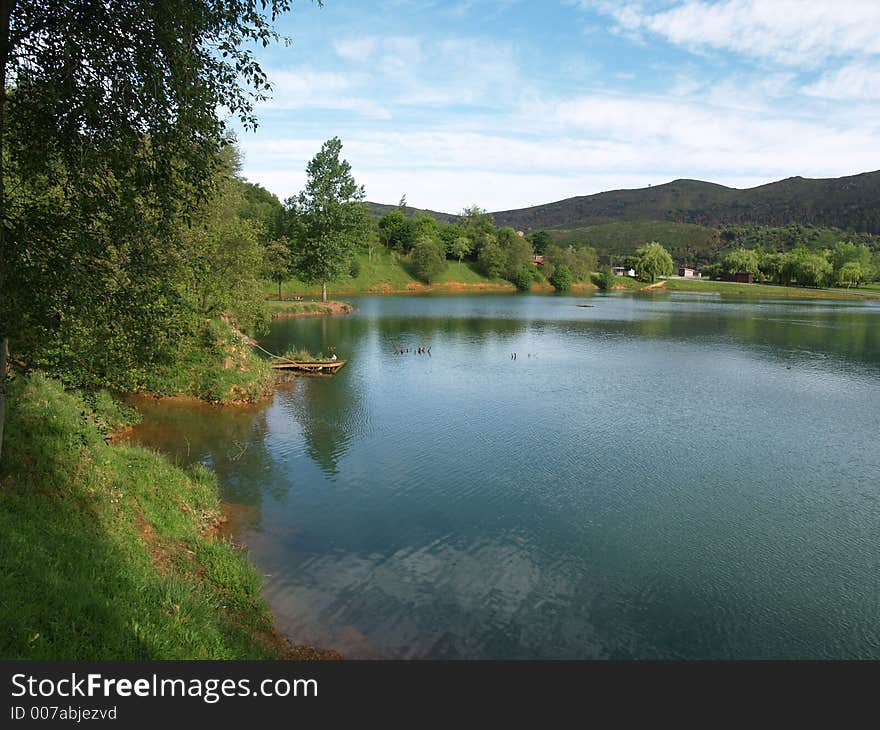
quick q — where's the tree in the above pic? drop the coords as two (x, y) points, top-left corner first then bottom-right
(549, 264), (574, 292)
(796, 253), (833, 288)
(528, 230), (553, 255)
(263, 238), (293, 300)
(450, 236), (472, 264)
(477, 236), (506, 279)
(239, 180), (286, 243)
(595, 266), (616, 290)
(543, 243), (597, 281)
(0, 0), (306, 459)
(458, 205), (495, 254)
(411, 237), (447, 283)
(288, 138), (368, 302)
(378, 208), (416, 252)
(758, 252), (784, 283)
(634, 242), (674, 283)
(179, 155), (267, 332)
(837, 261), (864, 288)
(722, 248), (760, 276)
(499, 230), (534, 280)
(361, 224), (381, 262)
(512, 267), (534, 292)
(569, 247), (598, 281)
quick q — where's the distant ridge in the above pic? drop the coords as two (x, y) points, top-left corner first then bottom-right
(366, 202), (459, 224)
(368, 170), (880, 234)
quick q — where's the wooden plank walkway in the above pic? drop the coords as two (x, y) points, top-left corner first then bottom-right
(270, 359), (346, 374)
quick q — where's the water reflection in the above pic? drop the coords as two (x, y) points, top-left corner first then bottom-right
(127, 294), (880, 658)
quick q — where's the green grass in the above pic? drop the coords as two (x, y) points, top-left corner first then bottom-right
(266, 300), (354, 317)
(0, 374), (285, 659)
(661, 278), (880, 300)
(277, 346), (327, 362)
(269, 251), (514, 297)
(144, 319), (274, 404)
(610, 275), (646, 290)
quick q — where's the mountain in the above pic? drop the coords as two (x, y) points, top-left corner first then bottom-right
(490, 171), (880, 233)
(366, 202), (459, 224)
(368, 170), (880, 234)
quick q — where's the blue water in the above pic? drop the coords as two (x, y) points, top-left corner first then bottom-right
(130, 293), (880, 658)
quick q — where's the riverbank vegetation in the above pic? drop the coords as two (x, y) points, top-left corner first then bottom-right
(0, 374), (309, 659)
(0, 0), (339, 661)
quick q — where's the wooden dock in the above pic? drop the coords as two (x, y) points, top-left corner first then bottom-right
(270, 359), (346, 374)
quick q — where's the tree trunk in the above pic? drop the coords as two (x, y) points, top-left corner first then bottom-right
(278, 280), (282, 300)
(322, 280), (327, 303)
(0, 337), (6, 462)
(0, 0), (13, 463)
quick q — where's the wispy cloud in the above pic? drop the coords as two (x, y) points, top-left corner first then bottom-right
(234, 2), (880, 211)
(581, 0), (880, 66)
(805, 62), (880, 100)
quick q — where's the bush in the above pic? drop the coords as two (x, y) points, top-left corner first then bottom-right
(512, 266), (534, 292)
(349, 256), (361, 278)
(477, 238), (506, 279)
(550, 264), (574, 292)
(594, 266), (616, 290)
(411, 237), (447, 283)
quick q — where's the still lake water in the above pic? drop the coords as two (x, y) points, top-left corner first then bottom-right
(129, 293), (880, 658)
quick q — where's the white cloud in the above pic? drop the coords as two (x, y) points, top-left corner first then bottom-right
(805, 62), (880, 100)
(234, 19), (880, 212)
(333, 37), (379, 63)
(260, 68), (391, 118)
(239, 86), (880, 212)
(583, 0), (880, 66)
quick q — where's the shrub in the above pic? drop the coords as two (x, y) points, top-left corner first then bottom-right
(550, 264), (574, 292)
(411, 237), (447, 283)
(512, 266), (534, 292)
(594, 266), (615, 290)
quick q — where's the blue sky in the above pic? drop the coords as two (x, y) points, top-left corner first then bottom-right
(233, 0), (880, 212)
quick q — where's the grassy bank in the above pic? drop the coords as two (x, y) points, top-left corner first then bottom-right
(268, 251), (518, 297)
(0, 374), (332, 659)
(143, 319), (274, 404)
(659, 278), (880, 300)
(268, 300), (354, 318)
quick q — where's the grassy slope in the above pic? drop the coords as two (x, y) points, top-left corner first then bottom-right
(0, 375), (292, 659)
(271, 251), (516, 297)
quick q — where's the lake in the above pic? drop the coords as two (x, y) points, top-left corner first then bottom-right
(128, 293), (880, 658)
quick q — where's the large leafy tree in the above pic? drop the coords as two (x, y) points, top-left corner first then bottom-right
(287, 137), (368, 302)
(722, 248), (760, 276)
(634, 242), (674, 283)
(457, 205), (495, 254)
(178, 150), (267, 333)
(0, 0), (309, 459)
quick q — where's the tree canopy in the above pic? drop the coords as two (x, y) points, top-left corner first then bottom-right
(0, 0), (307, 458)
(635, 242), (674, 283)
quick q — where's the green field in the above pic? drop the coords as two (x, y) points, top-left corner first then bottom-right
(660, 278), (880, 300)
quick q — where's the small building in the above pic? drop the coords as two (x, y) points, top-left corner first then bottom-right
(613, 266), (636, 277)
(532, 255), (545, 266)
(678, 266), (697, 278)
(734, 271), (754, 284)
